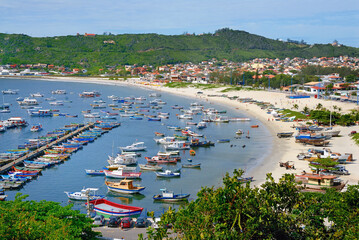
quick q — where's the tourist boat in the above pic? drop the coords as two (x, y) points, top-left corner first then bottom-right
(17, 97), (38, 106)
(2, 89), (18, 94)
(182, 163), (201, 168)
(0, 188), (7, 201)
(164, 141), (190, 150)
(120, 142), (147, 152)
(51, 90), (66, 94)
(30, 124), (42, 132)
(217, 139), (230, 143)
(49, 100), (64, 106)
(105, 179), (145, 194)
(251, 125), (259, 128)
(139, 164), (163, 171)
(153, 189), (189, 202)
(85, 169), (105, 176)
(295, 173), (347, 192)
(277, 132), (294, 138)
(79, 91), (101, 98)
(154, 136), (176, 145)
(6, 117), (27, 127)
(64, 187), (104, 201)
(155, 170), (180, 178)
(196, 122), (207, 129)
(28, 109), (53, 117)
(89, 198), (143, 218)
(107, 154), (137, 165)
(214, 116), (229, 123)
(104, 169), (142, 179)
(178, 114), (193, 120)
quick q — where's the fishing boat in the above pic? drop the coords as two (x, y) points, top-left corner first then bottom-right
(139, 164), (163, 171)
(28, 109), (53, 117)
(217, 139), (230, 143)
(153, 189), (190, 202)
(148, 117), (161, 121)
(196, 122), (207, 129)
(154, 132), (165, 137)
(107, 154), (137, 165)
(145, 156), (178, 164)
(104, 169), (142, 179)
(79, 91), (101, 98)
(277, 132), (294, 138)
(182, 163), (201, 168)
(154, 136), (176, 145)
(30, 124), (42, 132)
(88, 198), (143, 218)
(64, 188), (104, 201)
(155, 170), (181, 178)
(190, 139), (215, 147)
(120, 142), (147, 152)
(105, 179), (145, 194)
(85, 169), (105, 176)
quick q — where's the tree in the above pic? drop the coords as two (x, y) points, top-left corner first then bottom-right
(303, 106), (310, 114)
(309, 157), (338, 174)
(316, 103), (323, 110)
(293, 104), (299, 110)
(0, 194), (99, 240)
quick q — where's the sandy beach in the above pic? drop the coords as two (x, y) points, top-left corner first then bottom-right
(16, 76), (359, 187)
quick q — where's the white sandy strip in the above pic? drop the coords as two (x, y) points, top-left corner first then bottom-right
(20, 76), (359, 187)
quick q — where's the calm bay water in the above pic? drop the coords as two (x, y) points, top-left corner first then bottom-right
(0, 78), (273, 216)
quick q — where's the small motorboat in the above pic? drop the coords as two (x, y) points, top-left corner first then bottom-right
(217, 139), (230, 143)
(85, 169), (105, 176)
(105, 179), (145, 194)
(182, 163), (201, 168)
(120, 142), (147, 152)
(154, 132), (165, 137)
(251, 125), (259, 128)
(64, 187), (104, 201)
(236, 129), (244, 135)
(139, 164), (163, 171)
(153, 188), (190, 202)
(88, 198), (143, 218)
(30, 124), (43, 132)
(155, 170), (180, 178)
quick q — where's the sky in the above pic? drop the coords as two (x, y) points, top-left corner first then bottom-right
(0, 0), (358, 47)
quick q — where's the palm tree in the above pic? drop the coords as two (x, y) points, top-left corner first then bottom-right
(316, 103), (323, 110)
(303, 106), (310, 114)
(292, 104), (299, 110)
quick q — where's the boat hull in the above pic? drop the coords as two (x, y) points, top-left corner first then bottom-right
(89, 199), (143, 218)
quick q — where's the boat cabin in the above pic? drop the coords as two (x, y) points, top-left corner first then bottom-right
(161, 189), (175, 198)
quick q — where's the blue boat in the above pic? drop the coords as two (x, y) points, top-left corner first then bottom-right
(130, 116), (143, 120)
(85, 169), (105, 176)
(148, 117), (161, 121)
(153, 188), (190, 202)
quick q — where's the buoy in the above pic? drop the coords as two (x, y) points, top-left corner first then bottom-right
(189, 150), (196, 156)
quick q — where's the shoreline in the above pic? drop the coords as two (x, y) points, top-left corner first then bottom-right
(5, 76), (359, 186)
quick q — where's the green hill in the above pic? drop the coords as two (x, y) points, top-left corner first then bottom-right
(0, 28), (358, 68)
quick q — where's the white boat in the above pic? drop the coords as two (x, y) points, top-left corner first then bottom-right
(107, 154), (137, 165)
(30, 93), (44, 97)
(214, 116), (229, 123)
(49, 101), (64, 106)
(83, 113), (100, 118)
(178, 114), (193, 120)
(17, 98), (38, 106)
(51, 90), (66, 94)
(120, 142), (147, 152)
(104, 169), (142, 179)
(2, 89), (18, 94)
(64, 188), (104, 201)
(154, 136), (176, 145)
(149, 93), (161, 97)
(197, 122), (207, 129)
(165, 141), (190, 150)
(229, 117), (251, 122)
(155, 170), (180, 178)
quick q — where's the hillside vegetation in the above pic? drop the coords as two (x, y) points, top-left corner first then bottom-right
(0, 28), (358, 68)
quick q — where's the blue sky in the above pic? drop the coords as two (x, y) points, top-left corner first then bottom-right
(1, 0), (358, 47)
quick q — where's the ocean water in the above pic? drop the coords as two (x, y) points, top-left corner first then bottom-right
(0, 78), (273, 216)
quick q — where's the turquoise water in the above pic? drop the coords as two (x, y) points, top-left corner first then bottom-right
(0, 78), (273, 216)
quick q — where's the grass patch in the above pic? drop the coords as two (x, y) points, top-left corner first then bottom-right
(279, 109), (308, 120)
(193, 83), (223, 89)
(220, 86), (243, 92)
(164, 82), (192, 88)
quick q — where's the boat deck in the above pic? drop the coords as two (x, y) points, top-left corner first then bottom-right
(96, 203), (127, 212)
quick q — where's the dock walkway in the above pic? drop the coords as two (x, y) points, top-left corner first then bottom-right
(0, 122), (94, 174)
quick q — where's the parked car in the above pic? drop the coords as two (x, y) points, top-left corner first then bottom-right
(120, 217), (132, 228)
(135, 217), (148, 228)
(93, 215), (105, 226)
(108, 216), (121, 227)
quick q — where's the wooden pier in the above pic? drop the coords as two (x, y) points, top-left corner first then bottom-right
(0, 122), (95, 174)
